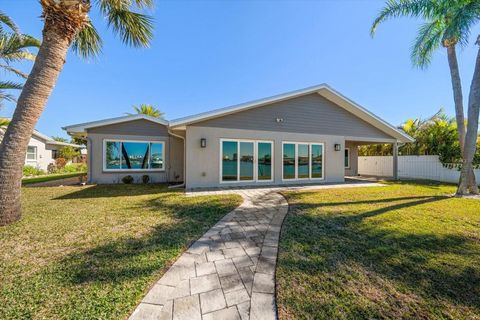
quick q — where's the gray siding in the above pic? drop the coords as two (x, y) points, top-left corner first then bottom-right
(185, 126), (346, 190)
(87, 119), (169, 136)
(85, 120), (184, 184)
(192, 94), (392, 140)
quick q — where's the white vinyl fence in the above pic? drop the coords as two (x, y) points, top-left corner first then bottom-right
(358, 155), (480, 183)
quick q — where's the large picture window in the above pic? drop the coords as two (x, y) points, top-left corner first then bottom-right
(283, 142), (324, 180)
(104, 140), (164, 171)
(221, 139), (273, 182)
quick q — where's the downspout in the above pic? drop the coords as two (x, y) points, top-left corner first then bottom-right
(168, 129), (186, 189)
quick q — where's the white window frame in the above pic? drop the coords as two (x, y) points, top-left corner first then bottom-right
(282, 141), (325, 181)
(345, 147), (350, 169)
(102, 139), (165, 172)
(219, 139), (274, 183)
(26, 146), (37, 162)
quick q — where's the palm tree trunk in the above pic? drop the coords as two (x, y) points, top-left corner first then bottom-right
(447, 46), (478, 193)
(0, 21), (72, 225)
(447, 46), (466, 151)
(457, 41), (480, 195)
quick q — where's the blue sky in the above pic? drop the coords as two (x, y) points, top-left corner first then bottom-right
(2, 0), (480, 138)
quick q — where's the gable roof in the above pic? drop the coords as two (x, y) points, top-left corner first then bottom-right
(169, 84), (413, 143)
(63, 114), (169, 135)
(1, 122), (83, 148)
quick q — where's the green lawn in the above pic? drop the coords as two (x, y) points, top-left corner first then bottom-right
(22, 172), (86, 185)
(277, 181), (480, 319)
(0, 184), (241, 319)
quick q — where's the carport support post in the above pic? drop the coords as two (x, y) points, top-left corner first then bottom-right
(393, 141), (398, 180)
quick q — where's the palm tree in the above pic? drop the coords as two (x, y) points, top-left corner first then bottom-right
(0, 0), (154, 225)
(371, 0), (480, 195)
(0, 11), (40, 105)
(129, 104), (165, 118)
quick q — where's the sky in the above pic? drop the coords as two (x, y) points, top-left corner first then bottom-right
(2, 0), (480, 139)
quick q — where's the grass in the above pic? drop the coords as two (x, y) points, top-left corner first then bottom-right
(0, 184), (241, 319)
(277, 181), (480, 320)
(22, 172), (86, 185)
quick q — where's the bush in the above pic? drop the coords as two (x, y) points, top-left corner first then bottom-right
(55, 158), (67, 169)
(47, 163), (57, 174)
(142, 175), (150, 184)
(122, 175), (134, 184)
(59, 146), (80, 161)
(23, 165), (45, 177)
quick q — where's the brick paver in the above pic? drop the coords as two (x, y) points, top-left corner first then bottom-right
(129, 182), (384, 320)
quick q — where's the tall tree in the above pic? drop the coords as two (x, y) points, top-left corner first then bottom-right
(129, 103), (165, 118)
(0, 11), (40, 105)
(371, 0), (480, 195)
(0, 0), (154, 226)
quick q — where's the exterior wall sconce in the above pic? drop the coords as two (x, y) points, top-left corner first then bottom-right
(334, 143), (341, 151)
(200, 138), (207, 148)
(276, 117), (284, 123)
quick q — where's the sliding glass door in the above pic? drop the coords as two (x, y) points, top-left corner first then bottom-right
(297, 144), (310, 179)
(221, 140), (273, 183)
(239, 142), (254, 181)
(283, 142), (324, 180)
(257, 142), (273, 181)
(221, 141), (238, 181)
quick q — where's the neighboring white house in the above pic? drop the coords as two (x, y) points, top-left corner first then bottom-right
(0, 126), (84, 171)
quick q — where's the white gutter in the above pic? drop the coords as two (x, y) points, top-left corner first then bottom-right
(167, 129), (186, 189)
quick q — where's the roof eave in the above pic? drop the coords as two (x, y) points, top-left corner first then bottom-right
(63, 114), (170, 134)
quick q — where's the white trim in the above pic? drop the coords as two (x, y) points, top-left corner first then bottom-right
(64, 114), (169, 134)
(102, 139), (166, 172)
(282, 141), (325, 181)
(345, 147), (350, 169)
(219, 139), (274, 184)
(169, 84), (413, 143)
(26, 145), (37, 161)
(344, 136), (397, 143)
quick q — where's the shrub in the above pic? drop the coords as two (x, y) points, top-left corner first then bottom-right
(59, 146), (80, 161)
(122, 175), (134, 184)
(57, 163), (88, 173)
(47, 163), (57, 174)
(23, 165), (45, 177)
(142, 175), (150, 184)
(55, 158), (67, 169)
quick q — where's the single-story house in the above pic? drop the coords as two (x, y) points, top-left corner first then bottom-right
(0, 125), (85, 171)
(63, 84), (413, 190)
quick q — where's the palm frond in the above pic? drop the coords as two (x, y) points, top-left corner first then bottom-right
(0, 90), (17, 103)
(0, 33), (40, 63)
(411, 20), (444, 68)
(0, 117), (10, 126)
(131, 104), (164, 118)
(72, 21), (103, 59)
(443, 0), (480, 48)
(0, 11), (20, 34)
(0, 64), (28, 78)
(107, 9), (153, 47)
(371, 0), (439, 36)
(96, 0), (154, 48)
(0, 80), (23, 90)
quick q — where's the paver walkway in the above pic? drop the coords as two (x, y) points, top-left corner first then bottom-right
(129, 182), (383, 320)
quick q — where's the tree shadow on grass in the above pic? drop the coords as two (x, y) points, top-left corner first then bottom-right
(279, 194), (480, 316)
(54, 184), (173, 200)
(55, 192), (239, 286)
